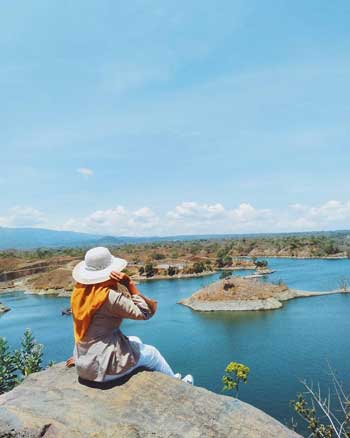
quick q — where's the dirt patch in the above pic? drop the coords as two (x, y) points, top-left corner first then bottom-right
(190, 277), (288, 301)
(27, 268), (75, 291)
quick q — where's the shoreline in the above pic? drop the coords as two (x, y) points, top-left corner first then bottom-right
(239, 255), (348, 260)
(180, 288), (350, 312)
(217, 266), (255, 271)
(0, 270), (219, 297)
(132, 270), (217, 282)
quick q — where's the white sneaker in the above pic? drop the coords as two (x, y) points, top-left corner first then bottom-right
(174, 373), (182, 380)
(182, 374), (194, 385)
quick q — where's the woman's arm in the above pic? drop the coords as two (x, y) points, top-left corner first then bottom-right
(110, 271), (158, 316)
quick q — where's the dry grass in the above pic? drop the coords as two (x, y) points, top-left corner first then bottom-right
(27, 268), (75, 291)
(191, 277), (289, 301)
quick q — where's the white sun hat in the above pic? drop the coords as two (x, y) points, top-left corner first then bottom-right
(72, 247), (128, 285)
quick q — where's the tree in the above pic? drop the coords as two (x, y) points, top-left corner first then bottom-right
(255, 259), (268, 268)
(322, 241), (339, 256)
(205, 260), (213, 271)
(220, 270), (232, 279)
(145, 263), (155, 278)
(223, 255), (233, 266)
(14, 329), (43, 378)
(0, 338), (16, 394)
(167, 266), (177, 276)
(0, 329), (44, 394)
(153, 253), (165, 260)
(216, 257), (224, 268)
(193, 262), (205, 273)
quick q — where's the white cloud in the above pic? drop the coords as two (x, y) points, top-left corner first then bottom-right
(77, 168), (93, 177)
(64, 205), (159, 236)
(167, 202), (225, 221)
(64, 199), (350, 236)
(0, 206), (47, 227)
(4, 199), (350, 236)
(289, 200), (350, 228)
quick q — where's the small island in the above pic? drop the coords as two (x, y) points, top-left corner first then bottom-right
(179, 277), (349, 312)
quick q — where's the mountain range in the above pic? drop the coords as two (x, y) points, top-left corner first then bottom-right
(0, 226), (348, 250)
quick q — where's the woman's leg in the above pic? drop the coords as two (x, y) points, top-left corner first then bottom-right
(104, 338), (175, 381)
(137, 343), (175, 377)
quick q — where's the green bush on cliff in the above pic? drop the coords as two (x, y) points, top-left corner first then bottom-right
(222, 361), (250, 398)
(14, 329), (43, 378)
(0, 329), (43, 394)
(0, 337), (17, 394)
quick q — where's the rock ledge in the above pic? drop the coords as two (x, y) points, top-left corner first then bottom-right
(0, 363), (299, 438)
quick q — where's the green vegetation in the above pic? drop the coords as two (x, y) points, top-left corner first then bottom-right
(254, 259), (268, 268)
(193, 262), (206, 273)
(222, 361), (250, 398)
(152, 253), (166, 260)
(0, 329), (43, 394)
(144, 263), (155, 277)
(167, 266), (177, 276)
(1, 231), (349, 264)
(220, 270), (232, 279)
(0, 338), (16, 393)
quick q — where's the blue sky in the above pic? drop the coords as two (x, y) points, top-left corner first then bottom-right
(1, 1), (350, 235)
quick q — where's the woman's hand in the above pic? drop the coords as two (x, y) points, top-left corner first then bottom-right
(66, 357), (75, 368)
(110, 271), (131, 286)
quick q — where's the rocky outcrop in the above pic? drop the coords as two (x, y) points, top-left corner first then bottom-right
(0, 363), (299, 438)
(180, 277), (349, 312)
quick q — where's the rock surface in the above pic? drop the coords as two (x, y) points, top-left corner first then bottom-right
(0, 363), (300, 438)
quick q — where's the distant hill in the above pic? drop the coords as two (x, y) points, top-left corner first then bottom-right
(0, 226), (349, 250)
(0, 227), (120, 250)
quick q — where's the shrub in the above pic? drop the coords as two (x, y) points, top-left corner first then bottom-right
(0, 329), (43, 394)
(145, 263), (155, 277)
(255, 259), (268, 268)
(193, 262), (205, 273)
(222, 361), (250, 398)
(0, 338), (16, 394)
(14, 329), (43, 378)
(220, 271), (232, 280)
(291, 365), (350, 437)
(216, 257), (224, 268)
(223, 255), (233, 266)
(167, 266), (177, 276)
(153, 253), (165, 260)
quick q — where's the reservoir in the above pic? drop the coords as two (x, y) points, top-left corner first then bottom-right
(1, 257), (350, 425)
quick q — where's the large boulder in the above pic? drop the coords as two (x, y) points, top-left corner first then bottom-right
(0, 363), (300, 438)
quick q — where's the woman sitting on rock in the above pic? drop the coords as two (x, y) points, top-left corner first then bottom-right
(69, 246), (193, 384)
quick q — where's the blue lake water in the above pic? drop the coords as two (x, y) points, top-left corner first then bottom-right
(1, 258), (350, 427)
